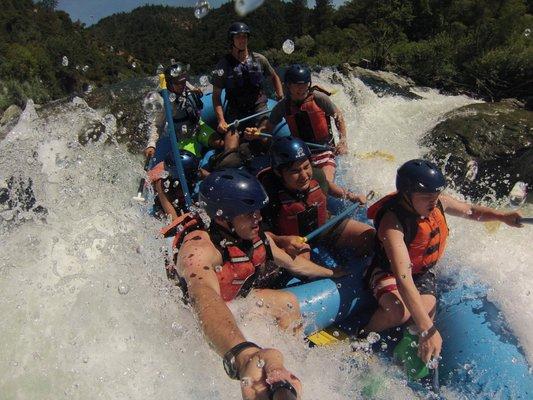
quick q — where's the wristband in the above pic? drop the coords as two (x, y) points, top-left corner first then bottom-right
(222, 341), (261, 380)
(420, 325), (437, 339)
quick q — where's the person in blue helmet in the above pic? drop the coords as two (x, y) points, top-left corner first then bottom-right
(359, 159), (523, 366)
(148, 149), (200, 220)
(258, 136), (374, 258)
(210, 22), (283, 170)
(172, 169), (347, 400)
(248, 64), (348, 184)
(144, 62), (218, 159)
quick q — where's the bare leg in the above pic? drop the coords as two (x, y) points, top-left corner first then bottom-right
(321, 164), (336, 184)
(336, 219), (375, 256)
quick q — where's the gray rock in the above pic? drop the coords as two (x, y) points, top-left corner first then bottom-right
(422, 102), (533, 201)
(0, 104), (22, 125)
(339, 63), (422, 100)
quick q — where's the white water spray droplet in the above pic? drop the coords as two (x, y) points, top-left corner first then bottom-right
(169, 93), (177, 103)
(525, 28), (531, 37)
(282, 39), (295, 54)
(241, 376), (251, 387)
(380, 342), (388, 350)
(199, 75), (210, 86)
(336, 282), (342, 288)
(366, 331), (380, 344)
(62, 56), (69, 67)
(256, 298), (264, 307)
(156, 64), (164, 74)
(465, 160), (478, 181)
(509, 181), (527, 207)
(216, 209), (223, 217)
(256, 358), (265, 368)
(82, 65), (89, 73)
(235, 0), (265, 16)
(410, 340), (418, 348)
(118, 283), (130, 295)
(194, 0), (211, 19)
(427, 357), (439, 369)
(131, 62), (137, 69)
(332, 330), (340, 337)
(214, 265), (222, 273)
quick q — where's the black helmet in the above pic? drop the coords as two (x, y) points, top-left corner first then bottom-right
(164, 149), (199, 183)
(396, 159), (446, 194)
(164, 63), (189, 86)
(228, 21), (251, 41)
(284, 64), (311, 85)
(199, 169), (268, 220)
(270, 136), (311, 171)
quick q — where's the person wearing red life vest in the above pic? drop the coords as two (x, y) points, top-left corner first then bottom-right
(360, 159), (524, 365)
(259, 136), (374, 259)
(247, 64), (348, 184)
(174, 169), (348, 400)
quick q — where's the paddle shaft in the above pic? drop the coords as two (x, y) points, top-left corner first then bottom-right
(159, 74), (193, 208)
(520, 217), (533, 225)
(228, 109), (271, 129)
(257, 132), (332, 151)
(304, 201), (360, 242)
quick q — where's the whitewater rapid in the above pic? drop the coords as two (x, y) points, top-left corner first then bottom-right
(0, 73), (530, 399)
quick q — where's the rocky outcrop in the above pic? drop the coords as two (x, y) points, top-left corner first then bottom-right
(338, 63), (422, 100)
(422, 102), (532, 201)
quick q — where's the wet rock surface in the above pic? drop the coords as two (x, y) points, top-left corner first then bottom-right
(422, 101), (532, 201)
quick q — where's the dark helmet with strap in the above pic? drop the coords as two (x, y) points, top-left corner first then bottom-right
(199, 169), (268, 220)
(396, 159), (446, 194)
(228, 21), (251, 41)
(284, 64), (311, 85)
(164, 62), (189, 87)
(270, 136), (312, 171)
(164, 149), (199, 182)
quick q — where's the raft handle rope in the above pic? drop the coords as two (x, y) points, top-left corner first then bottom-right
(132, 156), (151, 203)
(302, 190), (375, 243)
(159, 73), (193, 208)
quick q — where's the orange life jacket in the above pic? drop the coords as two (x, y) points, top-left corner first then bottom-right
(367, 192), (449, 274)
(162, 213), (276, 301)
(275, 179), (328, 237)
(285, 94), (332, 144)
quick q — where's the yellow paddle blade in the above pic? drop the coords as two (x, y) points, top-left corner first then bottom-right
(357, 151), (396, 162)
(484, 220), (501, 233)
(307, 327), (349, 346)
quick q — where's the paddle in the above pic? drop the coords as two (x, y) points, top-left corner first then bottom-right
(301, 191), (375, 243)
(255, 131), (333, 151)
(269, 380), (298, 400)
(158, 73), (193, 208)
(132, 156), (151, 203)
(228, 108), (272, 130)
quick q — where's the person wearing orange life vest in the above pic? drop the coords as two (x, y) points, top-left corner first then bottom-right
(259, 136), (374, 259)
(360, 159), (524, 365)
(175, 169), (348, 400)
(247, 64), (348, 184)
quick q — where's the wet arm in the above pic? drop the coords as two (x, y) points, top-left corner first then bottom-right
(154, 180), (178, 220)
(440, 194), (522, 227)
(266, 232), (334, 278)
(212, 86), (226, 125)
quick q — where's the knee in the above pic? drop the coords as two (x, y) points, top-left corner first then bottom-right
(383, 300), (410, 326)
(274, 291), (301, 330)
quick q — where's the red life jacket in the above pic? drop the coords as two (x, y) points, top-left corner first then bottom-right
(163, 214), (276, 301)
(367, 192), (449, 274)
(275, 179), (328, 237)
(285, 94), (332, 144)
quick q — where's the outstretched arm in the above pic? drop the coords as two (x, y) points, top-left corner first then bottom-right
(440, 194), (523, 227)
(266, 232), (345, 278)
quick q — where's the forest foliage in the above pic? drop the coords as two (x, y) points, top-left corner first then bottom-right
(1, 0), (531, 111)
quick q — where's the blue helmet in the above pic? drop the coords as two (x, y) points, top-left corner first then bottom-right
(396, 159), (446, 194)
(165, 149), (199, 182)
(199, 169), (268, 220)
(270, 136), (312, 171)
(284, 64), (311, 85)
(228, 22), (250, 41)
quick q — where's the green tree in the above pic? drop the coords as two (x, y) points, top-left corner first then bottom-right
(311, 0), (335, 36)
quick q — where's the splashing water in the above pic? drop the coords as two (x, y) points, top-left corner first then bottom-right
(235, 0), (265, 17)
(199, 75), (210, 87)
(194, 0), (211, 19)
(62, 56), (69, 67)
(282, 39), (295, 55)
